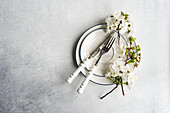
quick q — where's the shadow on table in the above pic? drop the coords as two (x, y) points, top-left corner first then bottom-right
(72, 36), (80, 67)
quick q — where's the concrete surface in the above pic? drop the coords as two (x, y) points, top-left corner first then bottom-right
(0, 0), (170, 113)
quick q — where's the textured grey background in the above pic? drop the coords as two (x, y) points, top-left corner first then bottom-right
(0, 0), (170, 113)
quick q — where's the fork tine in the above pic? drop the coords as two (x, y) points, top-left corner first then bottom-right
(105, 34), (113, 47)
(106, 36), (115, 48)
(94, 34), (115, 65)
(106, 36), (114, 48)
(108, 37), (115, 49)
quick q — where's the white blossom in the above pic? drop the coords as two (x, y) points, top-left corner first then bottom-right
(119, 22), (128, 34)
(127, 71), (136, 89)
(105, 11), (139, 91)
(105, 58), (136, 89)
(116, 44), (127, 58)
(114, 12), (124, 21)
(105, 11), (134, 35)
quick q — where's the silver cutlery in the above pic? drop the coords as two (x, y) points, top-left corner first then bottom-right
(77, 33), (116, 94)
(66, 36), (110, 84)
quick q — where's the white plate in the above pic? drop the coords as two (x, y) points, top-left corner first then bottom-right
(76, 23), (127, 85)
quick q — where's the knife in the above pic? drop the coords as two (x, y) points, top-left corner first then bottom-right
(66, 35), (111, 84)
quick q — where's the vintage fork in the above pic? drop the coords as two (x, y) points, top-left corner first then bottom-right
(77, 34), (116, 94)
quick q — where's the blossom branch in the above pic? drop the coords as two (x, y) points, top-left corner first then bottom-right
(121, 84), (125, 96)
(117, 22), (121, 45)
(104, 11), (142, 99)
(100, 84), (118, 99)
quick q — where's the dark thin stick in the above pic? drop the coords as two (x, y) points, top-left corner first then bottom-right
(130, 42), (132, 48)
(121, 84), (125, 96)
(118, 30), (120, 45)
(117, 22), (121, 45)
(100, 84), (118, 99)
(125, 55), (130, 65)
(118, 27), (120, 45)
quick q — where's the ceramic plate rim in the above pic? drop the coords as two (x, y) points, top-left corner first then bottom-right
(75, 23), (134, 85)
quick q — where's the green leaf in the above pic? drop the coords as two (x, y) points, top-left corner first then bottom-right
(118, 80), (122, 84)
(124, 14), (129, 20)
(128, 59), (135, 63)
(121, 11), (125, 16)
(132, 38), (136, 42)
(129, 51), (132, 56)
(128, 36), (132, 41)
(137, 48), (141, 51)
(127, 70), (130, 73)
(115, 76), (119, 80)
(136, 45), (141, 51)
(124, 16), (128, 20)
(107, 76), (112, 80)
(129, 37), (136, 43)
(124, 14), (129, 17)
(132, 47), (136, 50)
(132, 52), (136, 57)
(125, 51), (128, 55)
(125, 82), (128, 85)
(131, 57), (136, 61)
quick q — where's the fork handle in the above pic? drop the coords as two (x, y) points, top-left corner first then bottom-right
(67, 59), (89, 84)
(77, 65), (96, 94)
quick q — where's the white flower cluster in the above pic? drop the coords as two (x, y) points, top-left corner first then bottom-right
(116, 44), (127, 58)
(105, 58), (136, 89)
(105, 11), (134, 37)
(104, 11), (139, 90)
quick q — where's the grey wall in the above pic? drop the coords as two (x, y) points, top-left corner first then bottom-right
(0, 0), (170, 113)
